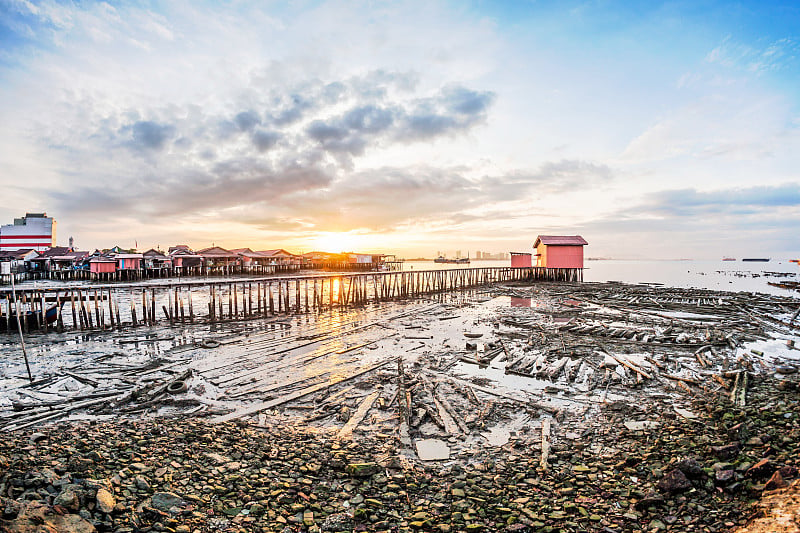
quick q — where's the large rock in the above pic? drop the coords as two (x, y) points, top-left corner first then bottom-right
(96, 488), (116, 514)
(345, 462), (379, 477)
(675, 457), (704, 479)
(53, 485), (82, 511)
(710, 443), (740, 461)
(150, 492), (186, 513)
(0, 500), (96, 533)
(764, 470), (789, 492)
(657, 469), (692, 494)
(746, 458), (774, 480)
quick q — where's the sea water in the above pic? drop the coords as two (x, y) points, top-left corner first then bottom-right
(403, 259), (799, 297)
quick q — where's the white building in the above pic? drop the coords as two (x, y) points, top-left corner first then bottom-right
(0, 213), (56, 251)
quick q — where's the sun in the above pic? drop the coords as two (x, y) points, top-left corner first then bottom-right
(312, 232), (364, 253)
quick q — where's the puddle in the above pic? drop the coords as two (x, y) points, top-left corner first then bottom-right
(481, 426), (511, 446)
(415, 438), (450, 461)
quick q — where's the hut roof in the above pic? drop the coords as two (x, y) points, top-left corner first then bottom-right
(257, 249), (299, 258)
(36, 246), (73, 258)
(50, 251), (89, 261)
(534, 235), (588, 247)
(230, 248), (264, 258)
(196, 246), (238, 258)
(0, 249), (37, 260)
(169, 244), (192, 253)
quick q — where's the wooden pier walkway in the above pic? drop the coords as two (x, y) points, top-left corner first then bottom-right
(0, 266), (582, 334)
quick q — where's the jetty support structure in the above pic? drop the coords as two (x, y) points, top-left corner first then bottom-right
(0, 266), (582, 334)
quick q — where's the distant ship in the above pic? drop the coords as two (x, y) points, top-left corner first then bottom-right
(742, 258), (770, 262)
(722, 257), (736, 261)
(434, 256), (470, 264)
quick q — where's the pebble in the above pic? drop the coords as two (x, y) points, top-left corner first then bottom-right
(0, 373), (797, 532)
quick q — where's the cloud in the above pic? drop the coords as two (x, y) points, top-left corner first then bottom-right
(306, 120), (349, 142)
(705, 36), (800, 75)
(121, 120), (176, 151)
(234, 110), (261, 131)
(633, 183), (800, 217)
(343, 105), (395, 133)
(251, 129), (281, 151)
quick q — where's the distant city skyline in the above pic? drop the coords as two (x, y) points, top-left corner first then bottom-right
(1, 1), (798, 259)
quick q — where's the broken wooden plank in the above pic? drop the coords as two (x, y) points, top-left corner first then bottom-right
(432, 372), (562, 416)
(337, 391), (380, 439)
(540, 417), (551, 471)
(211, 359), (393, 423)
(730, 370), (748, 407)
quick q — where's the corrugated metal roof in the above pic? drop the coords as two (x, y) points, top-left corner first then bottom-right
(534, 235), (588, 247)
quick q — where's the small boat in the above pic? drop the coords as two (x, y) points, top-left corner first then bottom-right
(742, 258), (770, 262)
(0, 301), (63, 333)
(722, 257), (736, 261)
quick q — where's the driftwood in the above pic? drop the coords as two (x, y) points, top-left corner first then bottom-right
(4, 397), (113, 432)
(337, 391), (380, 439)
(662, 374), (700, 386)
(211, 359), (393, 423)
(433, 388), (468, 435)
(730, 370), (748, 407)
(608, 354), (652, 380)
(434, 373), (562, 416)
(397, 358), (412, 448)
(540, 417), (551, 470)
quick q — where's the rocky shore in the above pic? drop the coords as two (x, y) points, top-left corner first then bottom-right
(1, 372), (798, 533)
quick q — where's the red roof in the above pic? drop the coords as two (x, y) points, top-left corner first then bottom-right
(534, 235), (588, 247)
(196, 246), (238, 258)
(257, 249), (299, 258)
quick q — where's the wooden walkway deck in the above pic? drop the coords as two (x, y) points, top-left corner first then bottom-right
(0, 266), (582, 334)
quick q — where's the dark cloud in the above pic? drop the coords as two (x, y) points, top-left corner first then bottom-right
(216, 120), (238, 140)
(396, 85), (495, 141)
(52, 158), (334, 220)
(634, 183), (800, 217)
(123, 120), (175, 151)
(317, 137), (367, 156)
(479, 160), (613, 201)
(270, 94), (315, 126)
(443, 86), (495, 115)
(322, 82), (347, 104)
(49, 72), (503, 232)
(234, 110), (261, 131)
(567, 183), (800, 258)
(402, 114), (457, 139)
(343, 106), (395, 133)
(306, 120), (349, 142)
(251, 129), (281, 152)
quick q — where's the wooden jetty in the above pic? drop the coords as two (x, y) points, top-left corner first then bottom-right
(0, 266), (582, 334)
(19, 262), (304, 283)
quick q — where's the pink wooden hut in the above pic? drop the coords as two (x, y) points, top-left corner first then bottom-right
(510, 252), (532, 268)
(533, 235), (588, 268)
(116, 253), (143, 270)
(196, 246), (239, 266)
(257, 249), (302, 265)
(89, 257), (116, 274)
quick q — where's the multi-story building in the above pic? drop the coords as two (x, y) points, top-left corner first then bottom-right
(0, 213), (56, 251)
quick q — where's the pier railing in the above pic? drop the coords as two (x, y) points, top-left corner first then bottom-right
(0, 266), (582, 334)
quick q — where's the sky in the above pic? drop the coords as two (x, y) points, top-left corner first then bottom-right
(0, 0), (798, 259)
